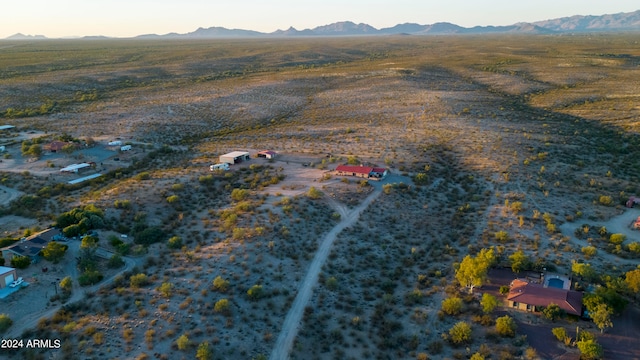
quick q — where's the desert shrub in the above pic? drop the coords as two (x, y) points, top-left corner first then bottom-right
(509, 201), (524, 213)
(577, 339), (603, 360)
(542, 303), (563, 321)
(481, 293), (499, 314)
(626, 269), (640, 293)
(627, 242), (640, 254)
(598, 195), (614, 206)
(212, 276), (229, 292)
(214, 298), (231, 315)
(441, 296), (463, 315)
(247, 284), (264, 301)
(114, 199), (132, 209)
(494, 231), (509, 243)
(134, 226), (164, 245)
(108, 254), (125, 268)
(495, 315), (517, 337)
(231, 188), (249, 201)
(414, 173), (428, 185)
(447, 321), (472, 345)
(78, 270), (103, 286)
(166, 195), (179, 203)
(10, 255), (31, 269)
(176, 334), (190, 350)
(582, 246), (597, 258)
(196, 341), (213, 360)
(135, 172), (151, 181)
(499, 285), (510, 295)
(42, 241), (68, 263)
(60, 276), (73, 294)
(509, 250), (530, 273)
(167, 236), (182, 249)
(609, 233), (626, 245)
(130, 273), (150, 288)
(552, 327), (567, 342)
(0, 314), (12, 332)
(306, 186), (323, 199)
(158, 282), (173, 298)
(325, 276), (338, 290)
(572, 261), (596, 281)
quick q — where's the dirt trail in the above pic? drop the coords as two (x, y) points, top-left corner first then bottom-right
(269, 188), (381, 360)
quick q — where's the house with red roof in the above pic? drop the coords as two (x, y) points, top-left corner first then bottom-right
(335, 164), (388, 180)
(257, 150), (277, 159)
(506, 279), (583, 316)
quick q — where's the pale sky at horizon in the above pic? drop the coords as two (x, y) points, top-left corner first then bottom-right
(2, 1), (639, 39)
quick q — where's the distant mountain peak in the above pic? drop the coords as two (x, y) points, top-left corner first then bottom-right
(6, 33), (47, 40)
(6, 9), (640, 40)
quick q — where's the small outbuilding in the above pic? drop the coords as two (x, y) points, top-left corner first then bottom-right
(257, 150), (277, 159)
(0, 266), (18, 289)
(220, 151), (250, 164)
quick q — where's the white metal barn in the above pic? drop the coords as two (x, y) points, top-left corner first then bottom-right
(220, 151), (250, 164)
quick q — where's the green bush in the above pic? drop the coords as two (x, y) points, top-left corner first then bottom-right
(552, 327), (567, 342)
(247, 284), (264, 301)
(10, 255), (31, 269)
(0, 314), (13, 332)
(214, 298), (231, 315)
(306, 186), (323, 199)
(448, 321), (472, 344)
(231, 188), (249, 201)
(495, 315), (517, 337)
(441, 296), (463, 315)
(78, 270), (103, 286)
(609, 233), (626, 245)
(213, 276), (229, 292)
(167, 236), (182, 249)
(130, 273), (149, 288)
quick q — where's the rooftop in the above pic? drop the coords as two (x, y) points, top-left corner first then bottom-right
(335, 165), (374, 174)
(222, 151), (250, 157)
(507, 278), (583, 316)
(60, 163), (91, 172)
(0, 266), (16, 275)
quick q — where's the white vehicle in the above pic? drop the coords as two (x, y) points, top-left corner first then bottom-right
(210, 163), (230, 171)
(120, 145), (132, 151)
(108, 140), (122, 146)
(9, 277), (23, 288)
(0, 146), (5, 152)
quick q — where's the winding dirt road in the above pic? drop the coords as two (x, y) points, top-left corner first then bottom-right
(269, 187), (382, 360)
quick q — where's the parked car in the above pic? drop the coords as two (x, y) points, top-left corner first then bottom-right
(9, 277), (24, 288)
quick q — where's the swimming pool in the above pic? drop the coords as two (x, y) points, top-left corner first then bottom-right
(548, 278), (564, 289)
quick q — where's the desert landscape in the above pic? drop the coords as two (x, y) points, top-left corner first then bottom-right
(0, 34), (639, 360)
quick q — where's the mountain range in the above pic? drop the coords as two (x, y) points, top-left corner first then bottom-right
(6, 10), (640, 40)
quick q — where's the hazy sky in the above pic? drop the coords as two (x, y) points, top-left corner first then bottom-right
(2, 1), (639, 38)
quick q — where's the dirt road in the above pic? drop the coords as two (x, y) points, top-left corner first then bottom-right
(269, 187), (382, 360)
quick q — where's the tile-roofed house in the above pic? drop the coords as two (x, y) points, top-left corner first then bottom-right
(335, 165), (374, 178)
(506, 279), (583, 316)
(335, 164), (388, 180)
